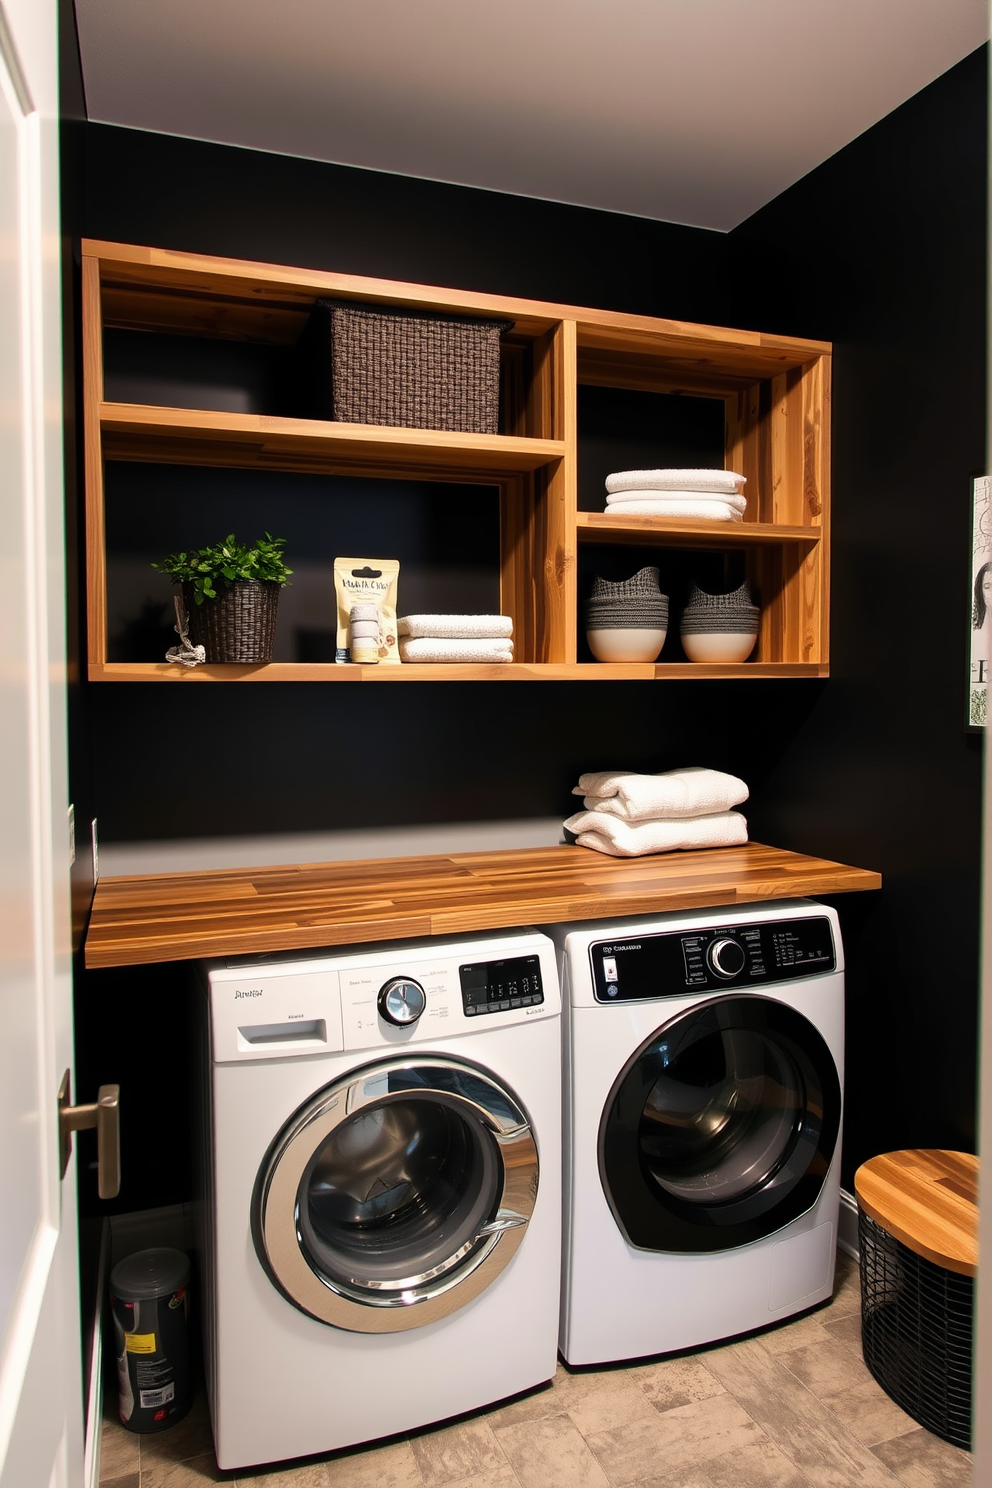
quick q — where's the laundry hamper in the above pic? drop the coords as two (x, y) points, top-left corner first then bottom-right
(855, 1149), (977, 1449)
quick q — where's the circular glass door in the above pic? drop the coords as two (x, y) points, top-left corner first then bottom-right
(599, 995), (840, 1253)
(253, 1057), (538, 1332)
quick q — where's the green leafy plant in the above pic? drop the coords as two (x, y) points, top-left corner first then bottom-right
(152, 533), (293, 606)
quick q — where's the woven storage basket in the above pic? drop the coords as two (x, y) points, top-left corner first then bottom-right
(302, 299), (513, 433)
(183, 581), (280, 664)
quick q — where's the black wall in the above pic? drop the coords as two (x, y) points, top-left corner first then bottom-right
(70, 48), (987, 1213)
(729, 47), (988, 1182)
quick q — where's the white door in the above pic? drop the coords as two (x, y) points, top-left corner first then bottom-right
(0, 1), (81, 1486)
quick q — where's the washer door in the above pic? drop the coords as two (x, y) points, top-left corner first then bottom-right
(599, 995), (841, 1254)
(253, 1056), (539, 1332)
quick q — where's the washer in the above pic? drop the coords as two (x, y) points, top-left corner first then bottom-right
(196, 929), (561, 1471)
(549, 898), (843, 1367)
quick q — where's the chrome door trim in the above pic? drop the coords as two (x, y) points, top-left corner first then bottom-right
(254, 1056), (539, 1333)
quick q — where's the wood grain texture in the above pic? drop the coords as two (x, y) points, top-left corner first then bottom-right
(855, 1150), (978, 1276)
(576, 514), (820, 549)
(85, 239), (828, 365)
(100, 404), (565, 479)
(84, 841), (881, 968)
(87, 660), (830, 683)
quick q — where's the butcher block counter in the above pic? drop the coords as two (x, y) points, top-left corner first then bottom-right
(84, 841), (881, 969)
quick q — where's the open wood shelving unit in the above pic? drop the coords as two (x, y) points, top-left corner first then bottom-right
(82, 239), (831, 682)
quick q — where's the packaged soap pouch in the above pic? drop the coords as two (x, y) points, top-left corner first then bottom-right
(333, 558), (400, 663)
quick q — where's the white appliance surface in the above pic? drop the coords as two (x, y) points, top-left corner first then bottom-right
(199, 929), (562, 1470)
(550, 898), (844, 1367)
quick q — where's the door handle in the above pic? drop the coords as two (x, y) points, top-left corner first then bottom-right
(58, 1070), (121, 1199)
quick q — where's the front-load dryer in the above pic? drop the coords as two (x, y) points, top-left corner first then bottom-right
(549, 899), (843, 1367)
(196, 929), (561, 1470)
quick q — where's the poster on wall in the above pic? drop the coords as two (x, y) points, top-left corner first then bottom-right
(970, 474), (992, 727)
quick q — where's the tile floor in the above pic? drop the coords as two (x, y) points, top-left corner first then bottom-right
(98, 1253), (972, 1488)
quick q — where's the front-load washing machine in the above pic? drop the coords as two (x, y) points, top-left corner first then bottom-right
(549, 899), (843, 1367)
(196, 929), (561, 1470)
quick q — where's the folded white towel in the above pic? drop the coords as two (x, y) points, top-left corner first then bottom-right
(563, 808), (748, 857)
(399, 636), (514, 663)
(398, 614), (513, 639)
(606, 489), (748, 513)
(605, 499), (742, 522)
(573, 767), (749, 820)
(606, 469), (746, 495)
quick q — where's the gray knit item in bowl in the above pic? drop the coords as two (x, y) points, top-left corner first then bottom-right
(589, 567), (664, 600)
(584, 569), (668, 631)
(679, 581), (760, 636)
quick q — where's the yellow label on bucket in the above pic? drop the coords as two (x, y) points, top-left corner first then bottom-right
(125, 1332), (156, 1354)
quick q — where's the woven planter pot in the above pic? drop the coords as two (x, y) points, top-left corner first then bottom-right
(182, 580), (280, 663)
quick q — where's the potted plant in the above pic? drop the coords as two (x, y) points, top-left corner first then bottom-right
(153, 533), (293, 663)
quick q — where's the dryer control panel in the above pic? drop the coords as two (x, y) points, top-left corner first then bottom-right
(591, 916), (835, 1002)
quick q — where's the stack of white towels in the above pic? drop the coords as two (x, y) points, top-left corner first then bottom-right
(398, 614), (514, 664)
(563, 766), (749, 857)
(605, 468), (747, 523)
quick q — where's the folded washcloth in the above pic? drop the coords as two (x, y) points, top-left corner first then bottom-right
(399, 636), (514, 663)
(573, 766), (749, 820)
(398, 614), (513, 639)
(563, 809), (748, 857)
(606, 489), (748, 513)
(606, 468), (746, 495)
(605, 499), (742, 522)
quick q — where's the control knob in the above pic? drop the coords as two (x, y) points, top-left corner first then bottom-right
(707, 938), (747, 980)
(378, 977), (427, 1026)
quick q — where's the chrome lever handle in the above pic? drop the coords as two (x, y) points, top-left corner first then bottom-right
(58, 1071), (121, 1199)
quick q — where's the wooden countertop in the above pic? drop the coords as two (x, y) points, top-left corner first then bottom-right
(84, 841), (881, 969)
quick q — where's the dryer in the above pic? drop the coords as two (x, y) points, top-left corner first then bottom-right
(550, 899), (843, 1367)
(197, 929), (561, 1471)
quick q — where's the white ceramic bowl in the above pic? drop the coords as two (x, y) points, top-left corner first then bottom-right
(681, 631), (757, 663)
(587, 627), (667, 662)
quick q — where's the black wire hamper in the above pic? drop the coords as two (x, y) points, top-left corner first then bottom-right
(858, 1207), (973, 1449)
(183, 581), (280, 664)
(300, 299), (513, 433)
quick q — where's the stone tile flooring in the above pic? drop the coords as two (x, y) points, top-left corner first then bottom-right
(98, 1254), (972, 1488)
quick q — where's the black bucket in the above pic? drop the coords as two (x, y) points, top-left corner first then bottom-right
(109, 1247), (191, 1433)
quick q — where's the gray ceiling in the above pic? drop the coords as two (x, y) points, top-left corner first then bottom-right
(74, 0), (988, 231)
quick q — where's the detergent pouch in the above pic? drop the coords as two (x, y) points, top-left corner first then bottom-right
(333, 558), (400, 664)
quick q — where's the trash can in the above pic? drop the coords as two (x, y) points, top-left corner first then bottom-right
(109, 1247), (191, 1433)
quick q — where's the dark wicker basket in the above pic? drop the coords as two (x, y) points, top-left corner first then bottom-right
(301, 299), (513, 433)
(858, 1207), (973, 1448)
(183, 581), (280, 664)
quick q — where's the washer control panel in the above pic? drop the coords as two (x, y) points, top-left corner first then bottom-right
(459, 954), (545, 1017)
(591, 916), (835, 1002)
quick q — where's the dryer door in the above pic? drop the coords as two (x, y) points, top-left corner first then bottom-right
(599, 995), (841, 1253)
(253, 1056), (538, 1332)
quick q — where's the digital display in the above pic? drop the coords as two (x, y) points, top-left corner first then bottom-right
(459, 955), (544, 1016)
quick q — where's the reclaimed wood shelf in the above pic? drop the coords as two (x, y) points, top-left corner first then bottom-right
(83, 239), (831, 680)
(88, 660), (828, 683)
(84, 841), (880, 969)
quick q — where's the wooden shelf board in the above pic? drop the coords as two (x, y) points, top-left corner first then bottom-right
(100, 403), (565, 479)
(84, 241), (830, 369)
(84, 840), (881, 969)
(576, 513), (822, 547)
(88, 660), (829, 683)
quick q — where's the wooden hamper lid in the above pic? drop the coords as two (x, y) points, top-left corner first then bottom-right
(854, 1149), (978, 1278)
